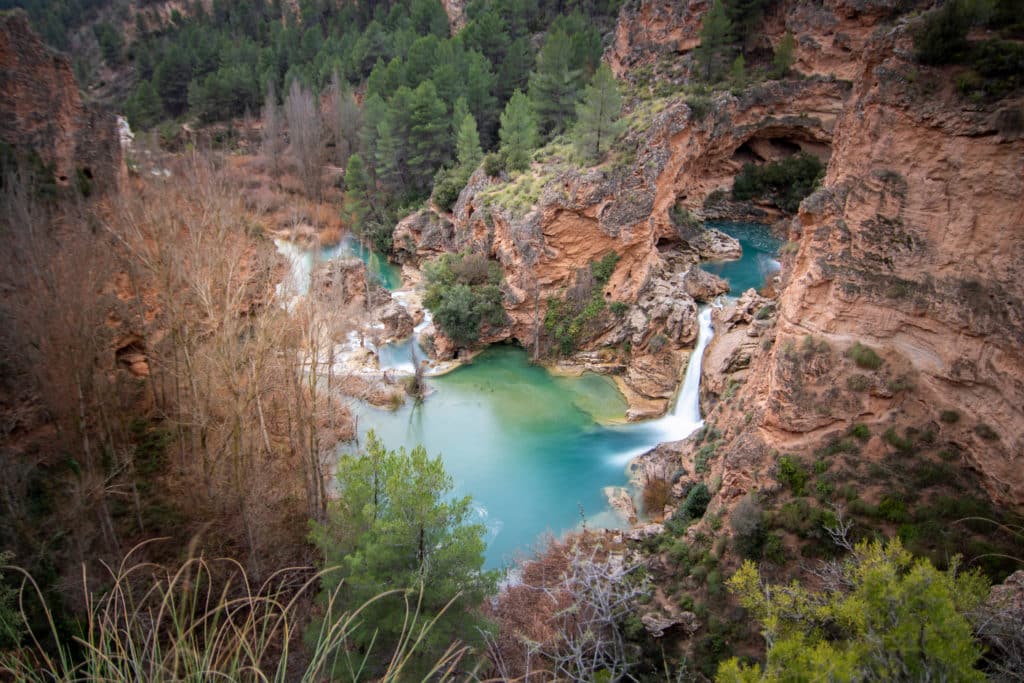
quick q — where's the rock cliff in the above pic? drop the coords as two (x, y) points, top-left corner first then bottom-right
(398, 76), (846, 414)
(614, 0), (1024, 507)
(0, 10), (121, 194)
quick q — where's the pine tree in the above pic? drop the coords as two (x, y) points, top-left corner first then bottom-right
(499, 90), (539, 173)
(771, 32), (796, 78)
(572, 64), (624, 163)
(309, 432), (498, 678)
(730, 54), (746, 86)
(694, 0), (735, 83)
(359, 92), (387, 178)
(717, 539), (989, 682)
(407, 80), (450, 197)
(343, 153), (370, 228)
(528, 30), (584, 138)
(375, 87), (414, 197)
(456, 114), (483, 171)
(126, 80), (164, 130)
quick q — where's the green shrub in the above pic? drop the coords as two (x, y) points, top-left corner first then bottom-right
(590, 251), (621, 284)
(762, 533), (786, 565)
(846, 374), (871, 392)
(707, 569), (724, 596)
(777, 456), (809, 496)
(883, 427), (915, 453)
(974, 423), (1000, 441)
(695, 443), (718, 473)
(431, 166), (470, 211)
(914, 0), (972, 65)
(730, 495), (765, 560)
(876, 494), (910, 523)
(686, 96), (713, 121)
(848, 342), (883, 370)
(849, 423), (871, 441)
(679, 483), (712, 521)
(912, 461), (955, 488)
(731, 153), (824, 213)
(482, 153), (505, 177)
(423, 252), (505, 347)
(609, 301), (629, 316)
(818, 439), (858, 457)
(939, 410), (961, 424)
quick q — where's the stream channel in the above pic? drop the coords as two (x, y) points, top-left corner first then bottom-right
(278, 223), (781, 570)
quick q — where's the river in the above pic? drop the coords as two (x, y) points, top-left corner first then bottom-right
(280, 222), (779, 569)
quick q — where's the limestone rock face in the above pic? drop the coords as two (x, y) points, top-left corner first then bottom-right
(378, 302), (414, 342)
(0, 10), (121, 194)
(402, 80), (839, 350)
(769, 28), (1024, 505)
(675, 16), (1024, 508)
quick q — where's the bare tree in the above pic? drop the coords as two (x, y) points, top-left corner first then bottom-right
(261, 80), (284, 179)
(484, 533), (649, 682)
(285, 79), (324, 200)
(325, 70), (362, 169)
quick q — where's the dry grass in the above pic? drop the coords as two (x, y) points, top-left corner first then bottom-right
(0, 542), (471, 682)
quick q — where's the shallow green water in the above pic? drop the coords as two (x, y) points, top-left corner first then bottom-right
(276, 236), (402, 293)
(701, 221), (783, 294)
(336, 223), (783, 570)
(351, 345), (676, 569)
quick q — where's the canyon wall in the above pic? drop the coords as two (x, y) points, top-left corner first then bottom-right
(0, 10), (121, 194)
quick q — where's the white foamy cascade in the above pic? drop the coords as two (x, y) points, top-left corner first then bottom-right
(664, 306), (715, 440)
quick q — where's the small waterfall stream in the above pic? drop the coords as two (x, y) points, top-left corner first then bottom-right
(662, 307), (715, 441)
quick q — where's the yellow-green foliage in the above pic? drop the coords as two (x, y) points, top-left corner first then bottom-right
(716, 539), (989, 682)
(479, 170), (551, 217)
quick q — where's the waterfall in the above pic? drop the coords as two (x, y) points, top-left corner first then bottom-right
(664, 306), (714, 441)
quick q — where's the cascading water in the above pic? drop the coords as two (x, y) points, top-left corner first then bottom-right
(663, 306), (715, 441)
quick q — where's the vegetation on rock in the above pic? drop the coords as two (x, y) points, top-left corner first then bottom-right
(423, 251), (506, 347)
(732, 152), (824, 213)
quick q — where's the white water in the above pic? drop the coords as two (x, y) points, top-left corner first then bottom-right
(604, 306), (716, 467)
(663, 306), (715, 439)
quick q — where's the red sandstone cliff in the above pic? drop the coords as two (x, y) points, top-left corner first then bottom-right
(0, 9), (121, 194)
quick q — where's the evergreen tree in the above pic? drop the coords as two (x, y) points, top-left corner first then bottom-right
(496, 36), (534, 104)
(343, 152), (370, 228)
(694, 0), (735, 83)
(154, 44), (194, 116)
(730, 54), (746, 86)
(359, 92), (388, 177)
(528, 30), (583, 138)
(375, 87), (414, 197)
(499, 89), (538, 173)
(572, 64), (624, 163)
(464, 50), (497, 138)
(456, 114), (483, 171)
(125, 80), (164, 130)
(771, 31), (796, 78)
(309, 432), (497, 678)
(716, 539), (989, 682)
(407, 80), (450, 196)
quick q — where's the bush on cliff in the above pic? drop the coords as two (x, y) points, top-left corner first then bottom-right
(423, 252), (505, 347)
(731, 152), (824, 213)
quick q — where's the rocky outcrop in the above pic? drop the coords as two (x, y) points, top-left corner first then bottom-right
(643, 14), (1024, 508)
(608, 0), (906, 85)
(0, 10), (121, 194)
(440, 0), (467, 32)
(399, 76), (842, 413)
(769, 28), (1024, 503)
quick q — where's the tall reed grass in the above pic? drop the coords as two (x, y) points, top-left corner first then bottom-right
(0, 541), (470, 681)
